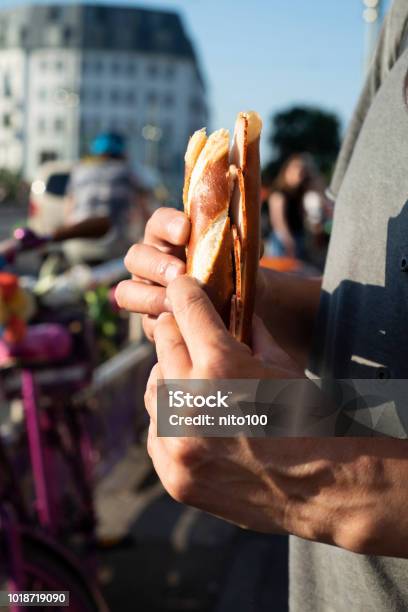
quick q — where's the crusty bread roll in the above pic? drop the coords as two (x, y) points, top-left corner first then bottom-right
(183, 112), (262, 345)
(230, 111), (262, 345)
(185, 129), (234, 325)
(183, 128), (207, 217)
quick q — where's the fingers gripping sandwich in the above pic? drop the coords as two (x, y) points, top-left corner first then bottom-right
(183, 111), (262, 346)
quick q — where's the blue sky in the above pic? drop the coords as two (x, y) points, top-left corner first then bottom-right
(4, 0), (393, 158)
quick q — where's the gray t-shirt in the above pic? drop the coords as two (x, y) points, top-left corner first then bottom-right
(290, 1), (408, 610)
(64, 159), (138, 263)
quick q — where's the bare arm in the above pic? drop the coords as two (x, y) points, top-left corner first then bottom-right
(145, 277), (408, 560)
(268, 192), (296, 256)
(256, 268), (322, 367)
(52, 217), (111, 241)
(117, 209), (408, 559)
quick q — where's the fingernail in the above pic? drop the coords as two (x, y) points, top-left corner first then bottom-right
(158, 311), (172, 321)
(164, 297), (173, 312)
(165, 264), (181, 283)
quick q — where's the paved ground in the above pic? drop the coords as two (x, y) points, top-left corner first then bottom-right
(95, 443), (289, 612)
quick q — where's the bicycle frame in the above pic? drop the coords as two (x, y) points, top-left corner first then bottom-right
(21, 370), (54, 531)
(0, 230), (98, 539)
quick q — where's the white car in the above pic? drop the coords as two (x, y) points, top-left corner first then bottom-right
(28, 161), (72, 235)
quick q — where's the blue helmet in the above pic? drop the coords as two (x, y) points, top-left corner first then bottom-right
(90, 132), (126, 157)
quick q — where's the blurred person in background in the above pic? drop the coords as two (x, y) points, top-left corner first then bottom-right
(302, 161), (330, 268)
(266, 153), (326, 260)
(266, 154), (309, 258)
(53, 132), (150, 265)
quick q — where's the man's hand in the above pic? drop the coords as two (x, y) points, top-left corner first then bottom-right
(145, 275), (305, 534)
(151, 275), (302, 380)
(116, 207), (190, 341)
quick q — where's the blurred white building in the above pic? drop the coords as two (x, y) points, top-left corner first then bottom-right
(0, 3), (208, 198)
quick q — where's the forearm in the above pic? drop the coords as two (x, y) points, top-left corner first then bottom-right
(256, 268), (322, 367)
(273, 437), (408, 558)
(53, 217), (111, 241)
(277, 225), (294, 244)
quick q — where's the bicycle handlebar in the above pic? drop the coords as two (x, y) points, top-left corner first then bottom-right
(0, 228), (51, 269)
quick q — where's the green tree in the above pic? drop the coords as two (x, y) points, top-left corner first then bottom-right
(263, 105), (341, 182)
(0, 168), (25, 205)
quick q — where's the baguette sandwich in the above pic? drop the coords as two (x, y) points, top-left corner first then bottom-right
(183, 111), (262, 346)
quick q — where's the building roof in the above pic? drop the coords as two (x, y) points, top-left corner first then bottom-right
(0, 3), (197, 61)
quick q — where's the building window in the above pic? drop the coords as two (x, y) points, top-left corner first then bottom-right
(147, 63), (158, 78)
(3, 113), (11, 128)
(111, 90), (120, 103)
(39, 151), (57, 164)
(127, 62), (136, 76)
(93, 89), (102, 102)
(82, 117), (101, 135)
(189, 97), (203, 113)
(111, 61), (121, 74)
(38, 89), (47, 101)
(55, 60), (64, 72)
(162, 121), (173, 143)
(63, 26), (72, 45)
(20, 27), (28, 44)
(165, 64), (175, 79)
(4, 74), (11, 97)
(40, 59), (47, 71)
(127, 91), (136, 105)
(55, 118), (64, 132)
(0, 22), (6, 47)
(93, 7), (106, 22)
(163, 92), (174, 107)
(94, 60), (103, 73)
(146, 91), (157, 105)
(110, 119), (120, 132)
(48, 6), (62, 22)
(38, 118), (46, 133)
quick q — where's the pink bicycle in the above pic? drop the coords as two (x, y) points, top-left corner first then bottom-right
(0, 229), (108, 611)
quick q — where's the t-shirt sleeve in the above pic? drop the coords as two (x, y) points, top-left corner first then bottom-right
(65, 166), (110, 224)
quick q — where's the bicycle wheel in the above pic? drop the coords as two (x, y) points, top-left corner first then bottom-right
(8, 529), (108, 612)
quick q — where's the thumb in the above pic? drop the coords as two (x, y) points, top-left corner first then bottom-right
(166, 275), (232, 363)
